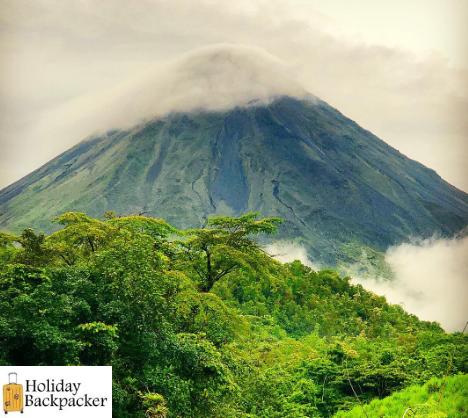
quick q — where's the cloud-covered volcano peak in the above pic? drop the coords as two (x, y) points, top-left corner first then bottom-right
(109, 44), (309, 125)
(40, 44), (309, 146)
(163, 44), (308, 111)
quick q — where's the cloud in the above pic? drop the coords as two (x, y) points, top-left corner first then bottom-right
(61, 44), (306, 132)
(0, 0), (467, 190)
(268, 236), (468, 332)
(12, 44), (308, 168)
(355, 235), (468, 332)
(265, 241), (320, 270)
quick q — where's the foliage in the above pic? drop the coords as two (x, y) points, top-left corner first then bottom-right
(177, 212), (281, 291)
(334, 374), (468, 417)
(140, 392), (168, 418)
(0, 212), (466, 417)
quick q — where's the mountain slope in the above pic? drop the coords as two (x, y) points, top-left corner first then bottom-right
(1, 96), (467, 264)
(334, 374), (468, 417)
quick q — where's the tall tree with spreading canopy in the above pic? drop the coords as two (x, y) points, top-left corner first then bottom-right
(177, 212), (282, 291)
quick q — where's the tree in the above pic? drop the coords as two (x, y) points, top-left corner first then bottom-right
(178, 212), (281, 292)
(16, 228), (50, 266)
(46, 212), (118, 265)
(0, 231), (20, 265)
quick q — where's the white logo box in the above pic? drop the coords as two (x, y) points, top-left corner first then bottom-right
(1, 366), (112, 417)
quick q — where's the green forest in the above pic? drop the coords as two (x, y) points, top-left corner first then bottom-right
(0, 211), (466, 417)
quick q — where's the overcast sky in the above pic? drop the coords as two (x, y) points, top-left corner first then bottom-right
(1, 0), (467, 190)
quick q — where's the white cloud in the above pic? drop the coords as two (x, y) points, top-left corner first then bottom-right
(265, 241), (320, 270)
(9, 44), (308, 167)
(355, 235), (468, 332)
(65, 44), (306, 132)
(268, 236), (468, 332)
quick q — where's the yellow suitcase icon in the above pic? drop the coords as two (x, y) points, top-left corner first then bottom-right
(3, 373), (23, 414)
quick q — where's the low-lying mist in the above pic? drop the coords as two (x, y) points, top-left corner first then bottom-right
(267, 236), (468, 332)
(265, 242), (319, 270)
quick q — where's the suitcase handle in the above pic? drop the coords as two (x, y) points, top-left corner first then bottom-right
(8, 372), (17, 384)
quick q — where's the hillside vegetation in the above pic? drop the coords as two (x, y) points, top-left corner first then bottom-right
(334, 374), (467, 417)
(0, 212), (466, 417)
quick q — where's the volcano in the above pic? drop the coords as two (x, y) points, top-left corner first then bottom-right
(1, 47), (467, 265)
